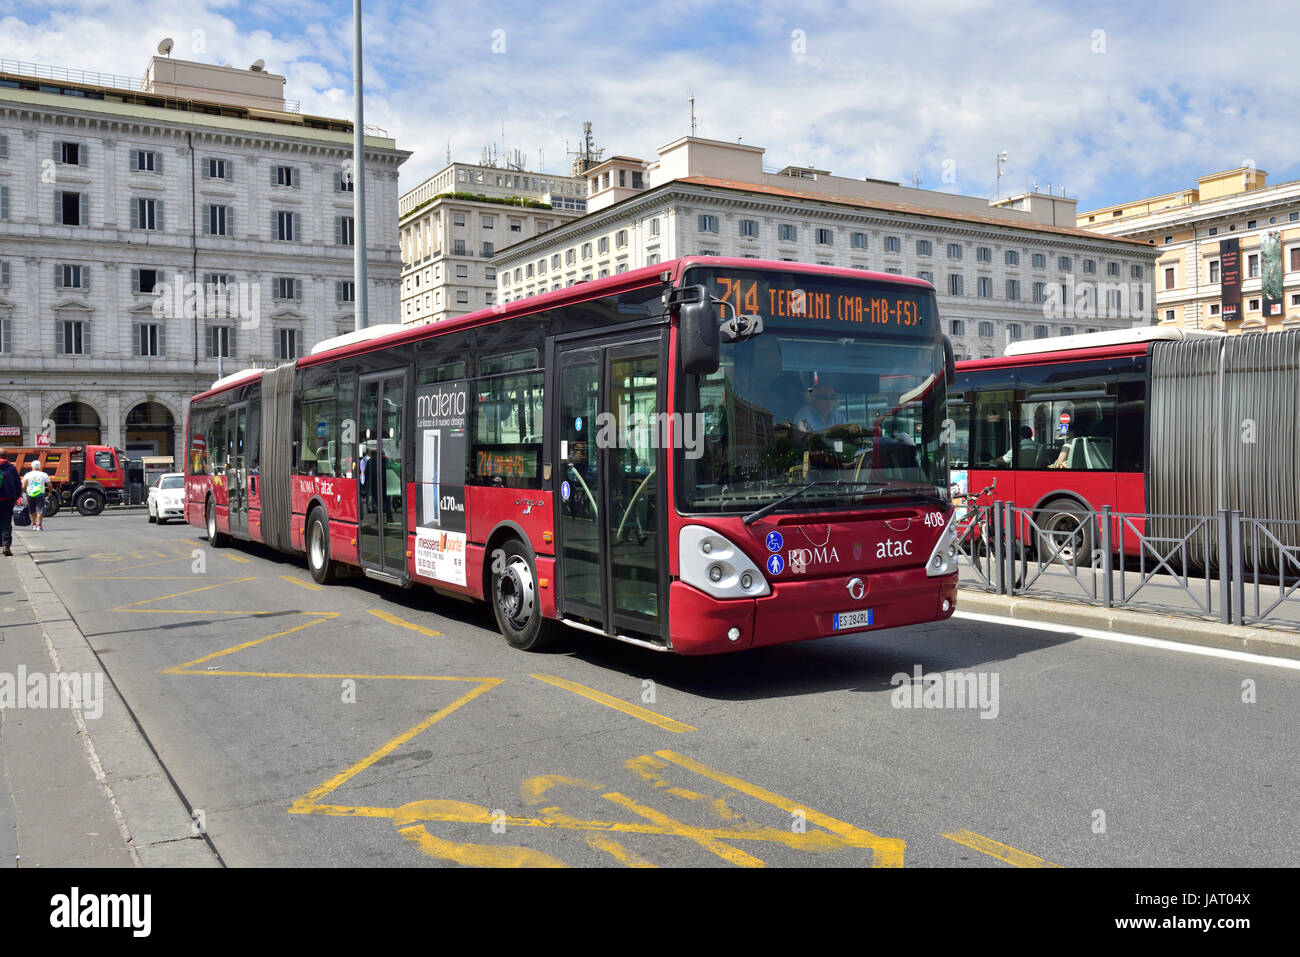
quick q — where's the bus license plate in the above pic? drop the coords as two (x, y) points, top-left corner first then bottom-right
(833, 609), (874, 630)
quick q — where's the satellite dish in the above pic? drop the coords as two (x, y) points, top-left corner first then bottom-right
(157, 37), (174, 56)
(250, 59), (265, 72)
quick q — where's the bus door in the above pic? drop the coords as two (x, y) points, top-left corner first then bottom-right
(358, 371), (407, 578)
(553, 335), (665, 640)
(226, 404), (249, 537)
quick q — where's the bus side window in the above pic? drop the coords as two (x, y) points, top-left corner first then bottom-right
(973, 391), (1013, 467)
(947, 402), (970, 468)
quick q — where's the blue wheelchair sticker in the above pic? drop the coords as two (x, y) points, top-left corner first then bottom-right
(765, 531), (783, 552)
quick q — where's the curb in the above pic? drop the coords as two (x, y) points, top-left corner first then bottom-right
(11, 536), (220, 867)
(957, 588), (1300, 657)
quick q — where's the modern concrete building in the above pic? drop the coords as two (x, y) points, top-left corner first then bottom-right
(1079, 167), (1300, 334)
(0, 55), (409, 456)
(494, 137), (1157, 359)
(398, 161), (588, 324)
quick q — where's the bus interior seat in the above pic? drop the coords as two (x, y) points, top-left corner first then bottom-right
(1080, 437), (1113, 470)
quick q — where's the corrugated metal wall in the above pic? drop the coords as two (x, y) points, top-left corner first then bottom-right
(259, 363), (297, 554)
(1150, 331), (1300, 572)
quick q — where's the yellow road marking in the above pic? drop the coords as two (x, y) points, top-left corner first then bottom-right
(530, 673), (696, 734)
(289, 678), (503, 813)
(281, 574), (324, 591)
(163, 616), (337, 673)
(85, 553), (200, 575)
(602, 790), (765, 867)
(656, 750), (904, 867)
(941, 830), (1061, 868)
(586, 835), (658, 868)
(76, 576), (247, 581)
(122, 577), (257, 607)
(368, 608), (442, 637)
(224, 554), (253, 564)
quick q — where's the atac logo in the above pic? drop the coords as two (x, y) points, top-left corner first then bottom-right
(876, 538), (913, 558)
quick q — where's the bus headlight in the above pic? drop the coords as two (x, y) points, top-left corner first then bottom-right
(679, 525), (772, 599)
(925, 513), (961, 577)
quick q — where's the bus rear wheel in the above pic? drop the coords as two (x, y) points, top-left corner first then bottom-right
(491, 539), (559, 651)
(1037, 499), (1094, 567)
(206, 497), (229, 547)
(306, 509), (340, 584)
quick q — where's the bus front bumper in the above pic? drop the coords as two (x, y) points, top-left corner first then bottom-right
(668, 569), (958, 655)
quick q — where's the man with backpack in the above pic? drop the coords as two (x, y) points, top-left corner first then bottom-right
(0, 454), (21, 555)
(21, 459), (50, 532)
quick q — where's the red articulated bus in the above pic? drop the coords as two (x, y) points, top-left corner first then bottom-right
(185, 257), (961, 654)
(952, 326), (1300, 569)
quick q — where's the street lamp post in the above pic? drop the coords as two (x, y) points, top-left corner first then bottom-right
(353, 0), (369, 330)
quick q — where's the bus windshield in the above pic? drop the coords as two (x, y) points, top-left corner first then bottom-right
(680, 269), (948, 514)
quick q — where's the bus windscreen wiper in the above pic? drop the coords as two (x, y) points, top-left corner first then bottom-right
(742, 481), (887, 525)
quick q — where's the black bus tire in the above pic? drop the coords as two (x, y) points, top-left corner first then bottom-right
(306, 508), (340, 584)
(206, 497), (229, 548)
(490, 538), (560, 651)
(1036, 499), (1094, 567)
(76, 490), (105, 516)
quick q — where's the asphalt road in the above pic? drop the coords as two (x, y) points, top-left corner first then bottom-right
(20, 511), (1300, 867)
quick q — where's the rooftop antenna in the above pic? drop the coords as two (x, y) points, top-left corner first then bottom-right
(689, 94), (697, 136)
(157, 37), (174, 57)
(539, 147), (544, 172)
(911, 171), (922, 188)
(995, 150), (1008, 199)
(249, 59), (265, 72)
(446, 139), (451, 165)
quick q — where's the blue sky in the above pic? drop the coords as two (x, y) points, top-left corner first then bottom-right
(4, 0), (1299, 211)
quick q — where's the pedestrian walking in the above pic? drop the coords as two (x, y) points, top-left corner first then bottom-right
(0, 454), (21, 555)
(21, 459), (51, 532)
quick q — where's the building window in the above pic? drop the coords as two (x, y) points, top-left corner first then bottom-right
(616, 229), (628, 247)
(486, 292), (496, 305)
(918, 270), (934, 283)
(948, 274), (964, 296)
(647, 253), (661, 266)
(948, 243), (963, 260)
(456, 290), (469, 304)
(649, 218), (660, 237)
(698, 214), (719, 233)
(977, 276), (992, 298)
(1248, 220), (1257, 229)
(916, 239), (933, 256)
(0, 185), (8, 221)
(56, 263), (88, 290)
(273, 165), (298, 187)
(481, 241), (495, 258)
(978, 321), (994, 339)
(132, 149), (159, 172)
(779, 223), (797, 242)
(58, 141), (83, 165)
(950, 319), (965, 336)
(135, 322), (164, 357)
(486, 267), (497, 280)
(56, 320), (87, 355)
(336, 280), (355, 303)
(1209, 260), (1220, 283)
(0, 316), (12, 353)
(204, 157), (230, 179)
(1084, 258), (1096, 273)
(278, 328), (299, 360)
(1005, 250), (1019, 265)
(456, 264), (469, 279)
(598, 236), (609, 254)
(132, 197), (163, 231)
(1034, 324), (1049, 338)
(1032, 252), (1046, 268)
(1008, 323), (1022, 340)
(132, 268), (160, 293)
(1164, 308), (1176, 323)
(1061, 326), (1075, 336)
(1006, 279), (1020, 301)
(884, 236), (900, 253)
(480, 215), (495, 230)
(1107, 261), (1120, 276)
(55, 190), (87, 226)
(452, 239), (467, 256)
(740, 219), (759, 238)
(581, 242), (592, 259)
(1247, 253), (1260, 278)
(565, 249), (576, 265)
(0, 260), (9, 287)
(274, 277), (303, 301)
(527, 263), (535, 278)
(1209, 303), (1221, 316)
(816, 228), (834, 246)
(509, 218), (523, 233)
(335, 216), (355, 246)
(275, 210), (300, 242)
(1163, 266), (1176, 289)
(850, 232), (868, 249)
(208, 325), (235, 358)
(1131, 265), (1143, 279)
(1248, 297), (1260, 311)
(204, 204), (232, 236)
(977, 246), (992, 263)
(335, 169), (354, 192)
(1058, 256), (1072, 271)
(453, 213), (466, 227)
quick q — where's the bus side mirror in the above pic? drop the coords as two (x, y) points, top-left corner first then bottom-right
(676, 285), (720, 376)
(943, 335), (956, 387)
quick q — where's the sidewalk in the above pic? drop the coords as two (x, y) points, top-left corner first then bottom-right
(0, 527), (217, 867)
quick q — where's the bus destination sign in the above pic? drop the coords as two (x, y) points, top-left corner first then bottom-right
(706, 272), (929, 331)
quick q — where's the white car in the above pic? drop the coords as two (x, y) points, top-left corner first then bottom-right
(148, 473), (186, 524)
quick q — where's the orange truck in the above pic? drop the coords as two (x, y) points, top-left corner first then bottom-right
(0, 444), (129, 516)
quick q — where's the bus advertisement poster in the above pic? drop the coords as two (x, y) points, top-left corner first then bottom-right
(414, 381), (468, 585)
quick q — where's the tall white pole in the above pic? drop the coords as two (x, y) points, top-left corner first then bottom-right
(353, 0), (369, 329)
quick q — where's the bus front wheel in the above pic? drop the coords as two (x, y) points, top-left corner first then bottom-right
(206, 498), (229, 548)
(1037, 499), (1094, 567)
(306, 509), (340, 584)
(491, 539), (559, 652)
